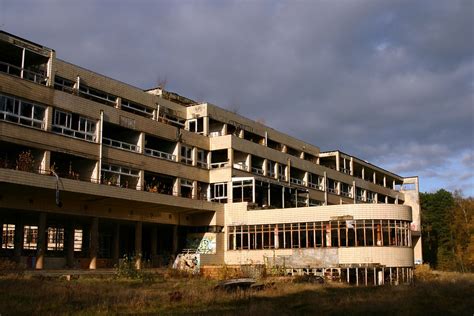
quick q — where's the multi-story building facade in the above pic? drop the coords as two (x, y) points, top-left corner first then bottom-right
(0, 31), (421, 285)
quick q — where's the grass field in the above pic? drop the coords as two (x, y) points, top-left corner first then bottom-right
(0, 268), (473, 315)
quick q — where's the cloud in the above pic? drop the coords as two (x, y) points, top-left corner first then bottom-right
(1, 0), (472, 195)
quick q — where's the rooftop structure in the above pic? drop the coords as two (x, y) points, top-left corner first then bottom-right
(0, 31), (421, 285)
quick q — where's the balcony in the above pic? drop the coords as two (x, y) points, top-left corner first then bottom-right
(0, 94), (46, 129)
(103, 138), (139, 153)
(327, 187), (339, 195)
(0, 61), (47, 85)
(102, 122), (141, 153)
(144, 135), (177, 162)
(308, 182), (324, 191)
(290, 177), (306, 186)
(52, 109), (96, 142)
(101, 163), (140, 189)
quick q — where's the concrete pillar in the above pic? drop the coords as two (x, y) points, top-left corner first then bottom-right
(172, 225), (179, 254)
(151, 226), (158, 258)
(138, 132), (145, 154)
(227, 148), (234, 167)
(361, 167), (365, 180)
(35, 213), (47, 270)
(350, 157), (354, 175)
(66, 224), (75, 268)
(40, 151), (51, 174)
(13, 218), (23, 260)
(115, 97), (122, 109)
(263, 159), (268, 176)
(135, 221), (142, 270)
(203, 116), (209, 136)
(44, 106), (53, 132)
(89, 217), (99, 270)
(356, 268), (359, 286)
(112, 223), (120, 263)
(192, 147), (197, 167)
(246, 154), (252, 172)
(335, 152), (340, 171)
(324, 171), (328, 205)
(138, 170), (145, 191)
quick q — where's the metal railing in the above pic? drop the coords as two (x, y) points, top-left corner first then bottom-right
(341, 191), (353, 198)
(233, 163), (248, 171)
(0, 61), (47, 85)
(290, 177), (306, 186)
(52, 125), (96, 142)
(252, 167), (264, 175)
(210, 162), (229, 169)
(308, 182), (324, 191)
(144, 148), (176, 161)
(327, 187), (339, 195)
(103, 137), (140, 152)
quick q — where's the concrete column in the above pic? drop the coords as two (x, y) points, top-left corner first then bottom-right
(246, 154), (252, 172)
(172, 225), (179, 254)
(203, 116), (209, 136)
(89, 217), (99, 270)
(151, 226), (158, 258)
(112, 223), (120, 263)
(66, 224), (75, 268)
(45, 106), (53, 132)
(263, 159), (268, 176)
(361, 167), (365, 180)
(13, 218), (23, 260)
(350, 157), (354, 175)
(115, 97), (122, 109)
(40, 151), (51, 174)
(138, 170), (145, 191)
(383, 176), (387, 187)
(35, 213), (47, 270)
(335, 152), (340, 171)
(227, 148), (234, 167)
(138, 132), (145, 154)
(135, 221), (142, 270)
(324, 171), (328, 205)
(373, 172), (376, 184)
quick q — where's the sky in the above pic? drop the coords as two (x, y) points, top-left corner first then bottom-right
(1, 0), (473, 196)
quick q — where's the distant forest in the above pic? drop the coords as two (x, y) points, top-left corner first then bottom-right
(421, 189), (473, 272)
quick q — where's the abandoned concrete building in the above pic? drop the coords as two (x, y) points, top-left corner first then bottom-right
(0, 31), (421, 285)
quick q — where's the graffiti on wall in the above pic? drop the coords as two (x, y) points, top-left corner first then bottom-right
(186, 233), (217, 254)
(173, 253), (200, 274)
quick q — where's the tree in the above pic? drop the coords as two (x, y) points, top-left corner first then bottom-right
(421, 189), (473, 271)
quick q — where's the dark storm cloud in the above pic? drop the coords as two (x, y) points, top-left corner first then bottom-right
(1, 0), (472, 194)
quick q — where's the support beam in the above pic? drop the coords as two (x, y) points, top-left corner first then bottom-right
(112, 223), (120, 263)
(35, 213), (47, 270)
(89, 217), (99, 270)
(135, 221), (142, 270)
(172, 225), (179, 254)
(66, 224), (75, 268)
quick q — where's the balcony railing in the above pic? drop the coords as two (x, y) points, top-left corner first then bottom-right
(233, 162), (248, 171)
(0, 61), (47, 85)
(308, 182), (324, 191)
(144, 148), (176, 161)
(197, 161), (209, 169)
(209, 131), (222, 137)
(210, 161), (229, 169)
(341, 168), (351, 174)
(341, 191), (353, 198)
(252, 167), (264, 175)
(328, 187), (339, 195)
(290, 177), (306, 186)
(103, 138), (140, 153)
(52, 125), (96, 142)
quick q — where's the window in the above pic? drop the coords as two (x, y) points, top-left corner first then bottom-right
(23, 225), (38, 250)
(197, 149), (208, 168)
(0, 94), (45, 129)
(54, 110), (72, 128)
(181, 145), (193, 165)
(47, 227), (64, 251)
(211, 182), (227, 202)
(1, 224), (15, 249)
(74, 229), (83, 252)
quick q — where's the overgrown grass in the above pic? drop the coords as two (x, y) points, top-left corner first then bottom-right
(0, 269), (472, 315)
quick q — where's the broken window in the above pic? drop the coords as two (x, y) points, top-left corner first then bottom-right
(0, 94), (45, 129)
(52, 109), (97, 142)
(1, 224), (15, 249)
(74, 229), (83, 252)
(23, 225), (38, 250)
(47, 227), (64, 251)
(181, 145), (193, 165)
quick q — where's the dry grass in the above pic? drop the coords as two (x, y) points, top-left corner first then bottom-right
(0, 269), (472, 315)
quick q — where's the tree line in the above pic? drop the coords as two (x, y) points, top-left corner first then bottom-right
(421, 189), (473, 271)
